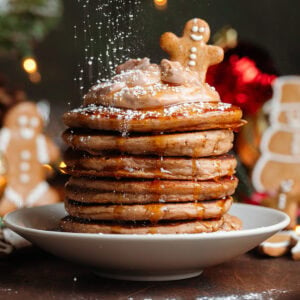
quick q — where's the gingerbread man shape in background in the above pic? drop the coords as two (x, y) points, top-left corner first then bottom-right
(252, 76), (300, 228)
(0, 102), (60, 216)
(160, 18), (224, 82)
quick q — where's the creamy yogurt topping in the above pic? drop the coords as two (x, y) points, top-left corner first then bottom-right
(83, 58), (220, 109)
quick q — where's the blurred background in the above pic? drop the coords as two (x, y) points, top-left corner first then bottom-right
(0, 0), (300, 207)
(0, 0), (300, 259)
(0, 0), (299, 129)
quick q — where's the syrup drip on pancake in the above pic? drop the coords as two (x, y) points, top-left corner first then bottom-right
(147, 204), (165, 223)
(192, 181), (202, 202)
(113, 205), (124, 219)
(116, 136), (126, 153)
(150, 179), (163, 204)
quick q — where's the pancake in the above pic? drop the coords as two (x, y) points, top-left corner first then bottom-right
(64, 196), (232, 222)
(67, 175), (237, 195)
(60, 216), (225, 234)
(66, 176), (237, 204)
(62, 128), (234, 157)
(63, 151), (237, 180)
(220, 214), (242, 231)
(63, 102), (245, 133)
(60, 213), (241, 234)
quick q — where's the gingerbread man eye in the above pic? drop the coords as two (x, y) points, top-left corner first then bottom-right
(30, 117), (39, 127)
(198, 27), (205, 33)
(18, 115), (28, 126)
(192, 26), (198, 33)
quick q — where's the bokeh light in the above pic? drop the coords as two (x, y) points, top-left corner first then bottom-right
(22, 57), (38, 74)
(154, 0), (167, 10)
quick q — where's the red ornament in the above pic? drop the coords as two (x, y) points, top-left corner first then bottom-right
(244, 191), (270, 206)
(207, 43), (277, 116)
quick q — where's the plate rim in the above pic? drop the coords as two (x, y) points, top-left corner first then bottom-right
(3, 203), (290, 240)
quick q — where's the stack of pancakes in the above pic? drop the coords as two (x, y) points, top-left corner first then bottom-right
(60, 61), (244, 233)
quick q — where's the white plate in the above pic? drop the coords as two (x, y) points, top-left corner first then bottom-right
(4, 203), (289, 281)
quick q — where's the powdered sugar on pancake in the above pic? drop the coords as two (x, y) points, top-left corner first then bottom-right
(70, 102), (232, 121)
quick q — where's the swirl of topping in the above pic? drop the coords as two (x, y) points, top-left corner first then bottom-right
(83, 58), (220, 109)
(161, 59), (200, 85)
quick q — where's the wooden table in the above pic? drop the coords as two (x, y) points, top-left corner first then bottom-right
(0, 247), (299, 299)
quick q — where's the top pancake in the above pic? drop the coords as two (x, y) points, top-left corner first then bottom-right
(63, 102), (244, 133)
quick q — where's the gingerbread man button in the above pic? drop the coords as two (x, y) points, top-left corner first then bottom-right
(160, 18), (224, 82)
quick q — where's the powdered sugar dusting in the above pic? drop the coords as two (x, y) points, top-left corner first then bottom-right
(74, 0), (143, 95)
(196, 289), (290, 300)
(69, 102), (232, 121)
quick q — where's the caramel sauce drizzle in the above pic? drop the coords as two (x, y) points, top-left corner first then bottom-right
(154, 134), (164, 157)
(113, 203), (165, 224)
(191, 140), (205, 201)
(148, 227), (158, 234)
(216, 198), (226, 215)
(147, 204), (165, 223)
(195, 203), (205, 219)
(113, 205), (125, 219)
(111, 225), (123, 234)
(212, 176), (221, 183)
(193, 181), (201, 202)
(116, 136), (126, 153)
(150, 179), (163, 204)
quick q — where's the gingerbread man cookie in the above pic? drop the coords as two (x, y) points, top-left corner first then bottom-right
(258, 231), (292, 257)
(252, 76), (300, 228)
(253, 77), (300, 194)
(0, 102), (60, 216)
(160, 18), (224, 82)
